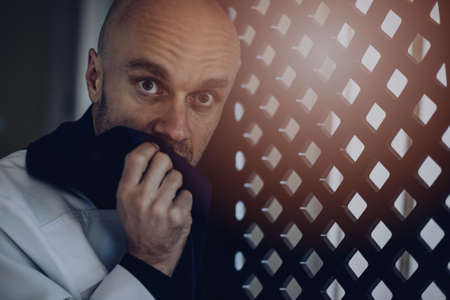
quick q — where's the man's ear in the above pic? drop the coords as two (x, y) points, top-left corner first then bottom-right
(85, 49), (103, 104)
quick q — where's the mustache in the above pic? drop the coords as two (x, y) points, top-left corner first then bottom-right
(149, 131), (193, 163)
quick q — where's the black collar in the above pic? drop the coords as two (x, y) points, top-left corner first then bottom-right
(25, 106), (212, 216)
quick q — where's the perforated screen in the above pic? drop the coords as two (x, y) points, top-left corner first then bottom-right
(200, 0), (449, 299)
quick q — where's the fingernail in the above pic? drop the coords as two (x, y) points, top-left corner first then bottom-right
(152, 143), (160, 152)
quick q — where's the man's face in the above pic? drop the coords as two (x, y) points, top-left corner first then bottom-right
(88, 1), (240, 166)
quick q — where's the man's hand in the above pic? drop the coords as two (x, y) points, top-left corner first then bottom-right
(116, 142), (193, 277)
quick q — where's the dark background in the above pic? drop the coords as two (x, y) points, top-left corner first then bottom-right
(1, 1), (80, 158)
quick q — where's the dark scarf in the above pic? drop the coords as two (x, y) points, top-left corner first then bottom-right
(26, 107), (211, 299)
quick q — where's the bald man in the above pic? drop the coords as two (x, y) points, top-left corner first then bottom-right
(0, 0), (240, 299)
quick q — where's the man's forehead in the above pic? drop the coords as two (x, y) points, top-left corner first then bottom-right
(112, 0), (233, 30)
(105, 0), (240, 60)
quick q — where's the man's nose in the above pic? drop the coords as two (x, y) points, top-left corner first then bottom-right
(153, 100), (190, 142)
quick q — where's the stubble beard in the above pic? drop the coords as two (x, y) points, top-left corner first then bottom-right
(93, 91), (198, 165)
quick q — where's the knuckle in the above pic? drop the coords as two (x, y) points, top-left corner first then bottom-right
(169, 209), (183, 225)
(181, 190), (193, 201)
(155, 152), (173, 170)
(117, 182), (133, 200)
(151, 203), (166, 217)
(126, 152), (146, 165)
(169, 170), (183, 185)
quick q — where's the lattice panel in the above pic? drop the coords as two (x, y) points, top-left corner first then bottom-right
(212, 0), (450, 299)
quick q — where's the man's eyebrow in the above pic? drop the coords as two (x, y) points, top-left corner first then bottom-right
(200, 78), (230, 89)
(125, 59), (170, 81)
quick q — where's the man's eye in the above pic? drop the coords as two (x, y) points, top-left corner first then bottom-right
(137, 79), (160, 95)
(196, 93), (214, 106)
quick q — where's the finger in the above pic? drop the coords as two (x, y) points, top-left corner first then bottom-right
(152, 169), (183, 212)
(121, 142), (160, 186)
(140, 151), (173, 195)
(171, 189), (193, 213)
(168, 190), (193, 227)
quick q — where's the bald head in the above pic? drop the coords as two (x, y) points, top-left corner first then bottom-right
(86, 0), (241, 165)
(98, 0), (239, 61)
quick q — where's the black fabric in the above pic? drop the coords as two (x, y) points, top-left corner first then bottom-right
(120, 253), (178, 300)
(25, 107), (212, 300)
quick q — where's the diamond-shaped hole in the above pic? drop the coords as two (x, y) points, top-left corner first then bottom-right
(316, 56), (336, 82)
(422, 282), (445, 300)
(279, 118), (300, 142)
(442, 126), (450, 149)
(393, 190), (417, 220)
(345, 135), (365, 162)
(430, 2), (441, 24)
(277, 65), (297, 88)
(297, 88), (318, 113)
(420, 218), (444, 250)
(370, 221), (392, 250)
(244, 173), (264, 197)
(323, 166), (344, 193)
(436, 63), (447, 87)
(251, 0), (270, 16)
(293, 34), (314, 58)
(281, 169), (302, 196)
(445, 194), (450, 209)
(408, 34), (431, 63)
(262, 145), (282, 170)
(234, 251), (245, 271)
(323, 222), (345, 250)
(262, 196), (283, 223)
(257, 45), (276, 67)
(390, 128), (413, 159)
(394, 251), (418, 280)
(347, 250), (368, 279)
(234, 101), (244, 122)
(381, 10), (402, 38)
(242, 274), (263, 300)
(361, 45), (381, 72)
(259, 95), (280, 119)
(281, 222), (303, 250)
(280, 275), (302, 300)
(312, 2), (330, 26)
(366, 103), (386, 131)
(346, 192), (367, 221)
(371, 280), (393, 300)
(272, 14), (291, 35)
(355, 0), (373, 15)
(301, 194), (323, 222)
(261, 249), (283, 276)
(413, 94), (436, 125)
(235, 201), (246, 221)
(369, 162), (390, 190)
(299, 141), (321, 167)
(227, 7), (237, 22)
(235, 151), (246, 171)
(321, 111), (341, 136)
(341, 79), (361, 105)
(243, 123), (263, 146)
(337, 22), (355, 48)
(244, 223), (264, 249)
(387, 69), (408, 98)
(239, 25), (256, 46)
(418, 156), (442, 187)
(241, 74), (260, 95)
(326, 279), (346, 300)
(301, 250), (323, 278)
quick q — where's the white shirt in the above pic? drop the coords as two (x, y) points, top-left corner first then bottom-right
(0, 150), (156, 299)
